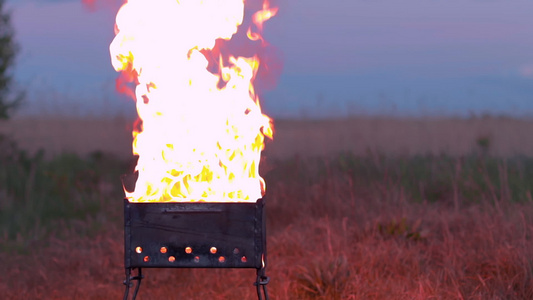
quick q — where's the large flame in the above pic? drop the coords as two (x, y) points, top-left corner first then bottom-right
(110, 0), (276, 202)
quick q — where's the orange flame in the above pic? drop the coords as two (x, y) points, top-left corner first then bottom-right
(110, 0), (276, 202)
(247, 2), (278, 42)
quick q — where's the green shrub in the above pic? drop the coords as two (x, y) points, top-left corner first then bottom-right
(0, 135), (126, 251)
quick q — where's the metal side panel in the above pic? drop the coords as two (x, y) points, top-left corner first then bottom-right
(124, 198), (265, 269)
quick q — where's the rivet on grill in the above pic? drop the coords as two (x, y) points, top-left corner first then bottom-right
(241, 256), (247, 263)
(210, 247), (217, 254)
(194, 256), (200, 263)
(168, 256), (175, 262)
(219, 256), (226, 263)
(135, 247), (142, 254)
(185, 247), (192, 254)
(143, 256), (150, 262)
(160, 247), (167, 254)
(233, 248), (240, 254)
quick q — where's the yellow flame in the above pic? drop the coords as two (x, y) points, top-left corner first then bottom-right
(247, 2), (278, 42)
(110, 0), (275, 202)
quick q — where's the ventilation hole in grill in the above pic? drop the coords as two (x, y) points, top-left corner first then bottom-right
(241, 256), (247, 263)
(160, 247), (167, 254)
(218, 256), (226, 263)
(194, 256), (200, 263)
(210, 247), (217, 254)
(135, 247), (142, 254)
(143, 256), (150, 262)
(233, 248), (240, 254)
(185, 247), (192, 254)
(168, 256), (175, 262)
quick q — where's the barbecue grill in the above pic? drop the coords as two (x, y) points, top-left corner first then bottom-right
(123, 198), (269, 300)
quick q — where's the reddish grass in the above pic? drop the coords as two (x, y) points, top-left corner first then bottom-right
(1, 156), (533, 299)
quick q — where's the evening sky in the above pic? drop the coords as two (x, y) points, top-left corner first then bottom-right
(7, 0), (533, 118)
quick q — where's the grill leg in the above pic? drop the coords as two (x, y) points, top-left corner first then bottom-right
(255, 268), (270, 300)
(123, 268), (143, 300)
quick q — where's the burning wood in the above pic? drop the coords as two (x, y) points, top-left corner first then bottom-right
(110, 0), (276, 203)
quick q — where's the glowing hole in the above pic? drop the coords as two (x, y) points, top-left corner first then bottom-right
(143, 256), (150, 262)
(233, 248), (240, 254)
(160, 247), (167, 254)
(210, 247), (217, 254)
(135, 247), (142, 254)
(194, 256), (200, 263)
(219, 256), (226, 263)
(241, 256), (247, 263)
(168, 256), (175, 262)
(185, 247), (192, 254)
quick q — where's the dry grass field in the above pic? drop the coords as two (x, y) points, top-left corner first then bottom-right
(2, 115), (533, 159)
(268, 116), (533, 158)
(1, 116), (533, 299)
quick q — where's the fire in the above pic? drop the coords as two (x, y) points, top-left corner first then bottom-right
(247, 2), (278, 42)
(110, 0), (277, 202)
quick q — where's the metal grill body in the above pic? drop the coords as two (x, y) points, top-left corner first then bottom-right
(123, 198), (268, 299)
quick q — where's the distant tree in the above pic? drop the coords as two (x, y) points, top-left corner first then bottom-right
(0, 0), (23, 119)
